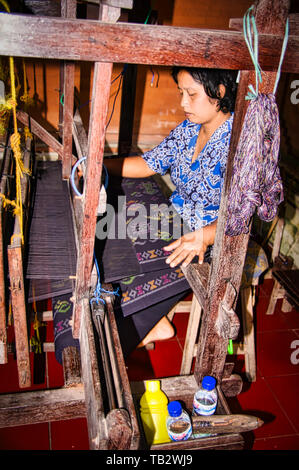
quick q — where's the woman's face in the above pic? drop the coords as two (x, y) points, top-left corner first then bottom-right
(177, 70), (221, 125)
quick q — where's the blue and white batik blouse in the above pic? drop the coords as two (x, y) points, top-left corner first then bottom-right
(142, 115), (234, 231)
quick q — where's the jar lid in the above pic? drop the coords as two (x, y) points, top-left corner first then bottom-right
(168, 401), (182, 417)
(202, 376), (216, 391)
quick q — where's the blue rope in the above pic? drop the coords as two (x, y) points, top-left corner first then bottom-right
(70, 156), (109, 197)
(70, 156), (86, 196)
(273, 17), (289, 95)
(243, 6), (262, 100)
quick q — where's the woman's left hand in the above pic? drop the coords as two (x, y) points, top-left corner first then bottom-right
(163, 221), (217, 268)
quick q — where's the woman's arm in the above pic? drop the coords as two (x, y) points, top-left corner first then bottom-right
(163, 220), (217, 268)
(104, 155), (156, 178)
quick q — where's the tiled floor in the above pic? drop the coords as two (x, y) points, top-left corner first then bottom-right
(0, 279), (298, 450)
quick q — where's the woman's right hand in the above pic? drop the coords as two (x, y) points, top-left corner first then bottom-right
(163, 221), (217, 268)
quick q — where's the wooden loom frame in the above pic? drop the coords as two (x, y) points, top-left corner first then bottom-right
(0, 0), (298, 450)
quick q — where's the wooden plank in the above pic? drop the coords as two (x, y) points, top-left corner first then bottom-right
(0, 385), (86, 428)
(62, 346), (82, 387)
(104, 295), (140, 449)
(79, 297), (108, 450)
(91, 302), (118, 410)
(61, 0), (76, 179)
(229, 13), (299, 35)
(72, 60), (113, 338)
(71, 108), (87, 231)
(193, 0), (290, 385)
(192, 413), (263, 434)
(93, 0), (133, 7)
(106, 408), (133, 450)
(6, 136), (32, 385)
(0, 13), (298, 72)
(240, 287), (256, 382)
(72, 2), (120, 337)
(0, 134), (13, 365)
(7, 245), (31, 388)
(181, 262), (209, 308)
(0, 205), (7, 364)
(180, 296), (202, 375)
(16, 110), (64, 158)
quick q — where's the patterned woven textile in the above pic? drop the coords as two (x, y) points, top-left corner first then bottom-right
(52, 294), (80, 365)
(95, 176), (190, 317)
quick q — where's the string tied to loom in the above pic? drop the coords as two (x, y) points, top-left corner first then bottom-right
(70, 156), (109, 197)
(243, 5), (262, 100)
(90, 252), (119, 306)
(242, 5), (289, 100)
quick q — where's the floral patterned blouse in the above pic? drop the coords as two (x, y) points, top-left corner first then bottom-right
(142, 115), (234, 231)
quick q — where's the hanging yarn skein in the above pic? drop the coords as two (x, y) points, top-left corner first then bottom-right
(225, 7), (288, 237)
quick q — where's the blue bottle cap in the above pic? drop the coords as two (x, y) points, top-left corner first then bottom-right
(202, 376), (216, 391)
(168, 401), (182, 417)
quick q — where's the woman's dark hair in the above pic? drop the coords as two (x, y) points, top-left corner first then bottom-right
(171, 67), (238, 113)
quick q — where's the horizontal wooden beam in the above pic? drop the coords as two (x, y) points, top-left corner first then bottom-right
(17, 110), (77, 163)
(229, 13), (299, 35)
(16, 110), (63, 158)
(0, 385), (86, 428)
(0, 14), (298, 72)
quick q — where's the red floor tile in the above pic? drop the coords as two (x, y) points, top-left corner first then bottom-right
(172, 312), (189, 341)
(147, 338), (184, 378)
(46, 352), (64, 388)
(256, 330), (299, 377)
(228, 377), (296, 439)
(255, 297), (294, 332)
(50, 418), (89, 450)
(266, 375), (299, 433)
(279, 308), (299, 330)
(0, 355), (22, 394)
(258, 279), (275, 297)
(0, 423), (50, 450)
(126, 348), (156, 381)
(252, 434), (299, 450)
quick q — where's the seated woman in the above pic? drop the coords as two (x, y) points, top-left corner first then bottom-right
(102, 66), (238, 356)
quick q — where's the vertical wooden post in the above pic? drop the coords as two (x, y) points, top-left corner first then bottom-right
(7, 245), (31, 388)
(193, 0), (290, 385)
(0, 206), (7, 364)
(72, 4), (121, 337)
(61, 0), (76, 179)
(0, 137), (12, 365)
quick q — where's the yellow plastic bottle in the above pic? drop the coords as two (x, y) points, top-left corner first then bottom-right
(140, 380), (171, 445)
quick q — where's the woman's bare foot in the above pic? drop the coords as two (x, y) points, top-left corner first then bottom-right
(137, 316), (175, 348)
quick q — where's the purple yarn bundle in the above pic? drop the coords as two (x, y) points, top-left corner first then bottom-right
(226, 93), (284, 236)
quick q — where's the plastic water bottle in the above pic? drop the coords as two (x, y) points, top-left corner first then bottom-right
(193, 376), (218, 416)
(166, 401), (192, 441)
(140, 380), (170, 445)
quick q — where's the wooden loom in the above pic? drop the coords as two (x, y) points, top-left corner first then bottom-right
(0, 0), (298, 450)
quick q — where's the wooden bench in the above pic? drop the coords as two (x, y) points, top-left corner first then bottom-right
(266, 267), (299, 315)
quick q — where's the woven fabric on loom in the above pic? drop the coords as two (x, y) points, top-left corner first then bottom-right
(26, 160), (77, 302)
(52, 293), (80, 364)
(95, 176), (191, 317)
